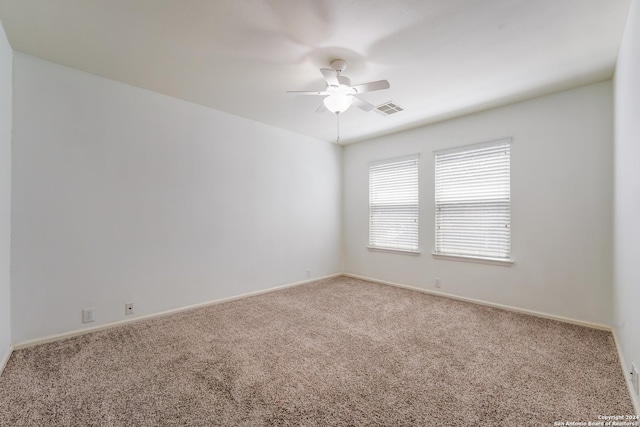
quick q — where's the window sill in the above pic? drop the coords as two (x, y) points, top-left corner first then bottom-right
(367, 246), (421, 256)
(431, 253), (514, 267)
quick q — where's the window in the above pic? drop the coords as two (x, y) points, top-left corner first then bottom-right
(434, 139), (511, 263)
(369, 154), (419, 253)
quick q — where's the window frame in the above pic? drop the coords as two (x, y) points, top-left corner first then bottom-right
(368, 154), (421, 255)
(432, 139), (513, 266)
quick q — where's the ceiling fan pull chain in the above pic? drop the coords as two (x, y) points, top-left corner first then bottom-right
(336, 112), (340, 143)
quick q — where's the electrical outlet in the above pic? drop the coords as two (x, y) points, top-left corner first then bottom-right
(82, 308), (95, 323)
(435, 277), (441, 288)
(125, 303), (134, 315)
(632, 363), (639, 395)
(306, 269), (311, 278)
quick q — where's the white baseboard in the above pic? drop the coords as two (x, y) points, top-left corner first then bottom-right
(13, 273), (341, 350)
(9, 271), (636, 414)
(612, 328), (640, 416)
(343, 273), (611, 331)
(0, 344), (13, 377)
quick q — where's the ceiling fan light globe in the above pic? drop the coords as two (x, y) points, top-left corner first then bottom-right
(323, 94), (353, 113)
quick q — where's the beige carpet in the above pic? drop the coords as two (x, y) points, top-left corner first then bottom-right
(0, 276), (634, 426)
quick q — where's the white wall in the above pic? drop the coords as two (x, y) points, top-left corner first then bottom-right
(11, 53), (342, 344)
(344, 81), (613, 326)
(0, 19), (12, 365)
(614, 0), (640, 412)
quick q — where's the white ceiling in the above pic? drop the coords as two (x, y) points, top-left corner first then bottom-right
(0, 0), (632, 144)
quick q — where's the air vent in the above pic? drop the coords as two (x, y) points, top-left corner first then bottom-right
(375, 102), (404, 116)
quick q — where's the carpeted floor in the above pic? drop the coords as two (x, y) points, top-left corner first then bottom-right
(0, 276), (634, 426)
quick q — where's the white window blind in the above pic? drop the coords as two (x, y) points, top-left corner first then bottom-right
(369, 155), (419, 252)
(434, 140), (511, 260)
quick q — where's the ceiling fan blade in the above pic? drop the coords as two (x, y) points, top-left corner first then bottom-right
(316, 102), (328, 113)
(286, 90), (329, 95)
(352, 96), (376, 112)
(352, 80), (390, 94)
(320, 68), (339, 87)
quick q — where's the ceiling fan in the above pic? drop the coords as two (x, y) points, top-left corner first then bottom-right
(286, 59), (390, 141)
